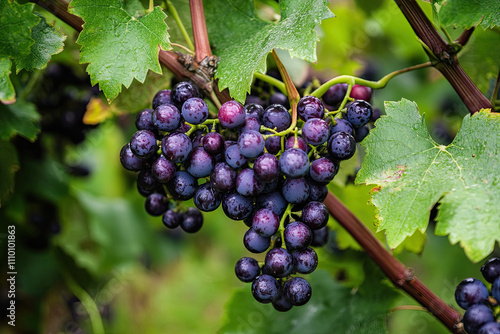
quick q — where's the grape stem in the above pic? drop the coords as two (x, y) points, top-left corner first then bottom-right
(323, 191), (464, 333)
(165, 0), (195, 51)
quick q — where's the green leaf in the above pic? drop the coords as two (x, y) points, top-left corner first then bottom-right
(431, 0), (500, 29)
(356, 99), (500, 262)
(0, 100), (40, 141)
(69, 0), (171, 101)
(0, 57), (15, 104)
(0, 1), (38, 59)
(219, 270), (398, 334)
(0, 140), (19, 207)
(16, 13), (66, 72)
(206, 0), (334, 102)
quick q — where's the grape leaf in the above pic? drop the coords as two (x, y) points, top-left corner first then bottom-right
(0, 100), (40, 141)
(15, 13), (66, 72)
(0, 141), (19, 207)
(205, 0), (334, 102)
(69, 0), (171, 102)
(356, 99), (500, 262)
(431, 0), (500, 29)
(0, 1), (38, 59)
(0, 58), (15, 104)
(219, 270), (398, 334)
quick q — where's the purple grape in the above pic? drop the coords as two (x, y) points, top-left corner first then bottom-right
(171, 81), (200, 109)
(180, 207), (203, 233)
(245, 95), (266, 107)
(282, 178), (310, 204)
(152, 89), (171, 109)
(218, 100), (246, 129)
(135, 108), (156, 131)
(263, 104), (291, 131)
(253, 153), (279, 183)
(322, 83), (347, 107)
(463, 304), (495, 334)
(162, 209), (181, 229)
(279, 148), (309, 178)
(224, 144), (247, 169)
(251, 274), (280, 303)
(190, 129), (204, 149)
(236, 168), (264, 197)
(137, 170), (158, 196)
(193, 183), (221, 212)
(307, 178), (328, 202)
(354, 125), (370, 142)
(264, 248), (293, 278)
(265, 135), (281, 154)
(151, 155), (176, 183)
(211, 162), (236, 192)
(350, 84), (372, 102)
(311, 225), (330, 247)
(284, 221), (312, 250)
(309, 157), (338, 184)
(130, 130), (158, 158)
(237, 130), (265, 158)
(328, 131), (356, 161)
(346, 100), (373, 127)
(371, 107), (381, 122)
(162, 132), (193, 163)
(182, 97), (209, 124)
(240, 117), (261, 133)
(492, 277), (500, 303)
(481, 258), (500, 283)
(283, 277), (312, 306)
(145, 193), (169, 216)
(244, 103), (265, 121)
(293, 247), (318, 274)
(201, 132), (224, 155)
(120, 143), (146, 171)
(285, 135), (307, 152)
(244, 227), (271, 253)
(186, 147), (214, 178)
(166, 171), (197, 200)
(479, 322), (500, 334)
(256, 191), (288, 217)
(153, 104), (181, 132)
(330, 118), (354, 136)
(269, 92), (289, 108)
(222, 192), (254, 220)
(302, 118), (330, 146)
(272, 294), (293, 312)
(302, 201), (329, 230)
(235, 257), (260, 283)
(455, 278), (490, 310)
(297, 95), (324, 121)
(252, 208), (280, 237)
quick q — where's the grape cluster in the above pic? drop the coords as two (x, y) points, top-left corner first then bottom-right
(455, 258), (500, 334)
(120, 79), (375, 310)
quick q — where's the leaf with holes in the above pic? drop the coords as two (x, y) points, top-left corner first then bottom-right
(69, 0), (171, 102)
(356, 99), (500, 262)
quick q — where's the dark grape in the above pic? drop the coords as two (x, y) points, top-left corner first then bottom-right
(224, 144), (247, 169)
(283, 277), (312, 306)
(151, 155), (176, 183)
(354, 125), (370, 142)
(252, 208), (280, 237)
(263, 104), (291, 131)
(240, 117), (261, 133)
(309, 157), (338, 184)
(237, 130), (265, 158)
(302, 201), (329, 230)
(135, 108), (156, 131)
(272, 295), (293, 312)
(167, 171), (197, 200)
(236, 168), (264, 197)
(251, 275), (280, 303)
(153, 104), (181, 132)
(186, 147), (214, 178)
(162, 209), (181, 229)
(297, 95), (324, 121)
(253, 153), (279, 183)
(244, 227), (271, 253)
(120, 143), (146, 171)
(202, 132), (224, 155)
(171, 81), (200, 109)
(193, 183), (221, 212)
(285, 135), (307, 152)
(307, 178), (328, 202)
(463, 304), (495, 334)
(244, 103), (265, 121)
(145, 193), (169, 216)
(130, 130), (158, 158)
(302, 118), (329, 145)
(211, 162), (237, 192)
(481, 258), (500, 283)
(256, 191), (288, 217)
(328, 131), (356, 161)
(282, 178), (309, 204)
(162, 132), (193, 163)
(478, 322), (500, 334)
(264, 248), (293, 278)
(293, 247), (318, 274)
(492, 277), (500, 302)
(152, 89), (171, 109)
(284, 221), (312, 250)
(279, 148), (309, 178)
(235, 257), (260, 283)
(182, 97), (209, 124)
(322, 83), (347, 107)
(350, 84), (372, 102)
(346, 100), (373, 127)
(218, 100), (246, 129)
(265, 135), (281, 154)
(180, 207), (203, 233)
(222, 192), (254, 220)
(330, 118), (354, 136)
(455, 278), (489, 310)
(311, 225), (330, 247)
(269, 92), (289, 108)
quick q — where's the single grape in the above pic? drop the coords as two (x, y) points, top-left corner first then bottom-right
(218, 100), (246, 129)
(171, 81), (200, 109)
(240, 117), (261, 133)
(162, 209), (181, 229)
(272, 294), (293, 312)
(222, 192), (254, 220)
(120, 143), (146, 171)
(180, 207), (203, 233)
(371, 107), (382, 122)
(302, 118), (330, 146)
(346, 100), (373, 127)
(202, 132), (224, 155)
(162, 132), (193, 163)
(322, 83), (348, 107)
(309, 157), (338, 184)
(224, 144), (247, 169)
(279, 148), (309, 178)
(307, 178), (328, 202)
(251, 275), (280, 303)
(236, 168), (264, 197)
(186, 147), (214, 178)
(237, 130), (265, 158)
(284, 221), (312, 251)
(252, 208), (280, 237)
(263, 104), (291, 131)
(245, 95), (266, 107)
(193, 183), (221, 212)
(293, 247), (318, 274)
(256, 191), (288, 217)
(269, 92), (289, 108)
(211, 162), (237, 192)
(182, 97), (209, 124)
(455, 278), (490, 310)
(350, 84), (372, 102)
(145, 193), (169, 216)
(244, 103), (265, 121)
(151, 155), (176, 183)
(130, 130), (158, 159)
(253, 153), (279, 183)
(153, 104), (181, 132)
(285, 135), (307, 152)
(463, 304), (495, 334)
(311, 225), (330, 247)
(328, 131), (356, 161)
(244, 227), (271, 253)
(264, 248), (293, 278)
(283, 277), (312, 306)
(481, 258), (500, 283)
(330, 117), (354, 136)
(152, 89), (171, 109)
(297, 95), (324, 121)
(354, 125), (370, 142)
(135, 108), (156, 132)
(478, 322), (500, 334)
(282, 178), (310, 204)
(492, 277), (500, 302)
(166, 171), (197, 200)
(235, 257), (260, 283)
(302, 201), (329, 230)
(265, 135), (281, 154)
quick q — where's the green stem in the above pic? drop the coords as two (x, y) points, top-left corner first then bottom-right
(185, 118), (220, 136)
(253, 72), (287, 96)
(310, 62), (432, 98)
(277, 204), (293, 243)
(63, 272), (104, 334)
(166, 0), (195, 51)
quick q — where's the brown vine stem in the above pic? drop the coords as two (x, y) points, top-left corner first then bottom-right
(394, 0), (494, 114)
(323, 191), (464, 333)
(189, 0), (212, 63)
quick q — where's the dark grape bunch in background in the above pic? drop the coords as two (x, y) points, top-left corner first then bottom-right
(454, 258), (500, 334)
(120, 78), (377, 311)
